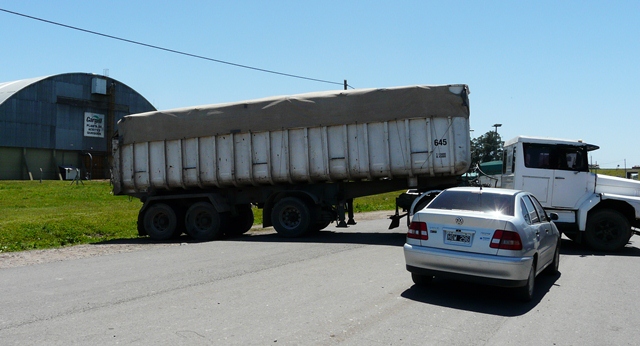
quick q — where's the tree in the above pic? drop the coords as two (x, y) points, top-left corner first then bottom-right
(470, 131), (503, 168)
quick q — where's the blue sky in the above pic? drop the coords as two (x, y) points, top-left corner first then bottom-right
(2, 1), (639, 167)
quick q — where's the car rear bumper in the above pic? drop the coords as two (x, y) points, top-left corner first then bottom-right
(404, 243), (533, 287)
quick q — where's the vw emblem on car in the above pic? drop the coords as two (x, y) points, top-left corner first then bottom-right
(455, 216), (464, 225)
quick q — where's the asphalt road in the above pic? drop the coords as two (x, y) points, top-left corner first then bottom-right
(1, 216), (639, 345)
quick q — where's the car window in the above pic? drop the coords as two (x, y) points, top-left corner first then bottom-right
(529, 195), (549, 222)
(521, 195), (540, 223)
(427, 190), (515, 216)
(520, 199), (532, 224)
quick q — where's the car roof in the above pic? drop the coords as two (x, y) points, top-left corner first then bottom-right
(443, 186), (523, 197)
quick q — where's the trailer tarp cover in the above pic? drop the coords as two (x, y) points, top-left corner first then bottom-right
(117, 84), (469, 144)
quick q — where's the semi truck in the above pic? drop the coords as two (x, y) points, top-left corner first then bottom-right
(499, 136), (640, 251)
(111, 84), (472, 241)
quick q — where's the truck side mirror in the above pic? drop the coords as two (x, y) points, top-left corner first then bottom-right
(549, 212), (559, 221)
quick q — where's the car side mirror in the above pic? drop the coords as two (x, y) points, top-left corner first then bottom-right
(549, 212), (559, 221)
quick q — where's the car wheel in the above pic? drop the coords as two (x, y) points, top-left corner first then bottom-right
(142, 203), (177, 241)
(411, 273), (433, 286)
(544, 241), (560, 275)
(516, 263), (535, 302)
(585, 209), (631, 252)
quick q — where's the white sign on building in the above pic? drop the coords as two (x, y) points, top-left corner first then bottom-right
(84, 112), (105, 138)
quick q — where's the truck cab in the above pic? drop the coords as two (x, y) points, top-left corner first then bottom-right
(501, 136), (640, 251)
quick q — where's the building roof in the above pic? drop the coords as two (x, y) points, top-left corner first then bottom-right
(0, 75), (50, 105)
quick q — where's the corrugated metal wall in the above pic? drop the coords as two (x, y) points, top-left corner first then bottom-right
(0, 73), (156, 180)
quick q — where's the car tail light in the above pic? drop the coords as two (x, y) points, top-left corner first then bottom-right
(408, 221), (428, 240)
(490, 230), (523, 250)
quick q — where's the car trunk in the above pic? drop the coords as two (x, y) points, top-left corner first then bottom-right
(413, 210), (512, 256)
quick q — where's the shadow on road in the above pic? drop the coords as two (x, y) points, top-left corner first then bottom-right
(95, 229), (640, 255)
(559, 238), (640, 257)
(93, 228), (407, 247)
(401, 272), (561, 316)
(234, 229), (407, 247)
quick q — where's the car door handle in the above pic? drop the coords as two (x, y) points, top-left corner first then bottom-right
(555, 177), (565, 180)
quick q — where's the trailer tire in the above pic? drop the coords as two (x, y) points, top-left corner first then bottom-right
(271, 197), (312, 237)
(185, 202), (224, 241)
(585, 209), (631, 252)
(226, 204), (254, 237)
(142, 203), (178, 241)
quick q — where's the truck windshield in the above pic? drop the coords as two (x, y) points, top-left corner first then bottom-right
(427, 190), (515, 216)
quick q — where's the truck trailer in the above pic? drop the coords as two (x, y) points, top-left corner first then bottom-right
(111, 84), (471, 241)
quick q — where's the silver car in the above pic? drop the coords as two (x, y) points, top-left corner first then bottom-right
(403, 187), (560, 301)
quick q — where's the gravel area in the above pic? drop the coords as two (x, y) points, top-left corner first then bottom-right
(0, 211), (396, 269)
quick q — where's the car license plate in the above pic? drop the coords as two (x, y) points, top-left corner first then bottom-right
(444, 230), (473, 246)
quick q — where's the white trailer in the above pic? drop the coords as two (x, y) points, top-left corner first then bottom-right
(112, 84), (471, 241)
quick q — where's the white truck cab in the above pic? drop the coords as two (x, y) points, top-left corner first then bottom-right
(501, 136), (640, 251)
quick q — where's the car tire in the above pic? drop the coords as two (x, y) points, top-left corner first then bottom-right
(585, 209), (631, 252)
(411, 273), (433, 287)
(544, 241), (560, 275)
(516, 263), (535, 302)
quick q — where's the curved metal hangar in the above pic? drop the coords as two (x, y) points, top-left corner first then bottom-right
(0, 73), (155, 180)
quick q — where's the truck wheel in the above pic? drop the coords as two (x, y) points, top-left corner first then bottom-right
(185, 202), (224, 241)
(585, 209), (631, 252)
(226, 204), (254, 237)
(143, 203), (178, 241)
(311, 220), (332, 233)
(271, 197), (312, 237)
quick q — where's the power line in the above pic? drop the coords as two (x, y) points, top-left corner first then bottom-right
(1, 8), (353, 88)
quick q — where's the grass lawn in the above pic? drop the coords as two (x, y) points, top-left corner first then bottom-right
(0, 180), (400, 253)
(0, 181), (142, 253)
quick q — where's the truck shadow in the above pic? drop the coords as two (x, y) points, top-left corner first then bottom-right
(93, 229), (407, 247)
(400, 272), (561, 316)
(559, 238), (640, 257)
(228, 229), (407, 247)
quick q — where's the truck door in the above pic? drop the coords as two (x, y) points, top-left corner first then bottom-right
(550, 145), (590, 208)
(520, 144), (554, 205)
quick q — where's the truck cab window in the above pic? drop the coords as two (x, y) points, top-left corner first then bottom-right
(523, 144), (552, 169)
(523, 143), (588, 172)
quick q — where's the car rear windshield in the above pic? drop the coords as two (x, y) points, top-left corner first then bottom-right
(427, 190), (515, 216)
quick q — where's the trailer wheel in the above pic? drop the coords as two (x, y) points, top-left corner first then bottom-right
(226, 204), (254, 237)
(585, 209), (631, 252)
(185, 202), (224, 241)
(142, 203), (178, 241)
(271, 197), (312, 237)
